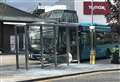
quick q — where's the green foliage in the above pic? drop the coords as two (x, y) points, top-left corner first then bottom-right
(105, 0), (120, 34)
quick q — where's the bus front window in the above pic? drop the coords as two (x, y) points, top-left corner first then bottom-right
(29, 26), (54, 54)
(43, 26), (54, 53)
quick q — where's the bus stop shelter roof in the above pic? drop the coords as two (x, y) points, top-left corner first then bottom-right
(27, 21), (79, 27)
(0, 3), (41, 22)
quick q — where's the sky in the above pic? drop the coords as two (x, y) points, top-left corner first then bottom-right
(2, 0), (58, 12)
(1, 0), (114, 12)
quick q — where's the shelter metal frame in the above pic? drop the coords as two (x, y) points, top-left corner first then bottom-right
(15, 22), (80, 69)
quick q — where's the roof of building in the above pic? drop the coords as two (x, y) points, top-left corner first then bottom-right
(0, 3), (41, 22)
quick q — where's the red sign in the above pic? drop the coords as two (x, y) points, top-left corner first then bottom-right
(84, 2), (111, 15)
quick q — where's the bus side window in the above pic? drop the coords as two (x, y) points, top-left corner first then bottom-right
(103, 33), (111, 43)
(96, 32), (104, 44)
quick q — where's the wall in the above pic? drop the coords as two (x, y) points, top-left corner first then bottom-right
(0, 22), (2, 50)
(2, 25), (14, 52)
(0, 22), (4, 51)
(0, 23), (25, 53)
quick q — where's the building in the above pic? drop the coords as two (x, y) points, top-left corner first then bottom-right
(0, 3), (41, 53)
(38, 0), (110, 25)
(0, 0), (111, 53)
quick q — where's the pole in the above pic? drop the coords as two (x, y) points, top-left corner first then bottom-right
(91, 30), (94, 50)
(76, 27), (80, 64)
(91, 0), (94, 25)
(53, 26), (57, 67)
(40, 25), (44, 68)
(24, 26), (29, 70)
(66, 27), (70, 66)
(14, 26), (19, 69)
(89, 0), (96, 64)
(90, 28), (95, 64)
(119, 44), (120, 56)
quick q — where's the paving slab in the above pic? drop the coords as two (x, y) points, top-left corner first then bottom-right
(0, 63), (120, 82)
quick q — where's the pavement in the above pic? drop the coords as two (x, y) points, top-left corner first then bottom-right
(0, 55), (120, 82)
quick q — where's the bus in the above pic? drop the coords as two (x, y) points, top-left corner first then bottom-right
(28, 21), (79, 63)
(28, 21), (120, 62)
(40, 9), (78, 23)
(79, 22), (120, 60)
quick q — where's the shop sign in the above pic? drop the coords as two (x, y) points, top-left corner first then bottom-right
(84, 2), (111, 15)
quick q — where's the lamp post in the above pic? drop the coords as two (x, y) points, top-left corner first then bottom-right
(89, 26), (95, 64)
(89, 0), (96, 64)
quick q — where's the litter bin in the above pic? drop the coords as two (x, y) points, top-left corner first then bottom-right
(111, 49), (119, 64)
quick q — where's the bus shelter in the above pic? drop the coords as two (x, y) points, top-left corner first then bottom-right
(15, 21), (80, 69)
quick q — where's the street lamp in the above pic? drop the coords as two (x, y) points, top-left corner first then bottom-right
(89, 0), (96, 64)
(89, 26), (95, 64)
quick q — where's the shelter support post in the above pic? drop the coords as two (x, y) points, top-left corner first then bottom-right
(40, 25), (44, 68)
(66, 27), (70, 66)
(24, 26), (29, 70)
(76, 27), (80, 64)
(89, 26), (95, 64)
(53, 26), (57, 67)
(14, 26), (19, 69)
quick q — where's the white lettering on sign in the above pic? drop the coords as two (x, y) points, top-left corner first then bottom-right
(89, 6), (106, 10)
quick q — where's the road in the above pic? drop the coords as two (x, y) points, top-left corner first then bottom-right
(38, 71), (120, 82)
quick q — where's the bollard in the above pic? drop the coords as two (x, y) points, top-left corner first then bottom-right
(90, 49), (95, 64)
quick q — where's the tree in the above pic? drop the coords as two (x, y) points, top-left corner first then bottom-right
(105, 0), (120, 34)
